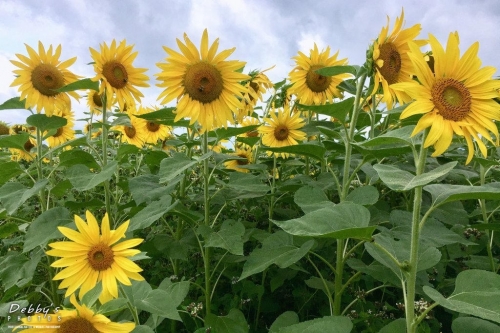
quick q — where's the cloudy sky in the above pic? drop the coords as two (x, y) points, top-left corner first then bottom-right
(1, 0), (499, 126)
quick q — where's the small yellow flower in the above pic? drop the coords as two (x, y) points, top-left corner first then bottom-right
(224, 147), (254, 173)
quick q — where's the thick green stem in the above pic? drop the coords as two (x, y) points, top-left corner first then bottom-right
(35, 128), (47, 212)
(333, 239), (344, 315)
(100, 91), (112, 219)
(479, 164), (496, 272)
(405, 131), (427, 333)
(120, 284), (140, 324)
(202, 132), (212, 316)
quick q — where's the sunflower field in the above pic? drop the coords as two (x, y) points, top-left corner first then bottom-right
(2, 9), (500, 333)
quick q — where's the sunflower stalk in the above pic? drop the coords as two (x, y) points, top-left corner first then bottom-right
(202, 131), (212, 316)
(479, 164), (497, 272)
(35, 127), (47, 212)
(100, 90), (112, 221)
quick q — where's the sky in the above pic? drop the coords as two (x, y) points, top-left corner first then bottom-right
(0, 0), (499, 127)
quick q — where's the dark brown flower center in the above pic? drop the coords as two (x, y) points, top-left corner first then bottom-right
(236, 153), (249, 165)
(31, 63), (64, 97)
(0, 123), (9, 135)
(274, 125), (289, 141)
(87, 243), (114, 271)
(184, 62), (223, 103)
(58, 317), (99, 333)
(92, 92), (103, 107)
(248, 81), (260, 102)
(102, 61), (128, 89)
(53, 127), (64, 138)
(24, 140), (35, 152)
(124, 125), (136, 138)
(146, 121), (160, 132)
(306, 65), (332, 93)
(431, 78), (471, 121)
(377, 42), (402, 84)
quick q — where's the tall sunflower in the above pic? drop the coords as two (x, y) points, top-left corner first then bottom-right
(10, 42), (79, 116)
(236, 67), (274, 122)
(46, 108), (75, 148)
(14, 294), (135, 333)
(288, 43), (349, 105)
(112, 111), (147, 148)
(90, 40), (150, 112)
(224, 147), (254, 173)
(156, 29), (250, 132)
(258, 106), (306, 158)
(371, 9), (425, 109)
(47, 210), (144, 304)
(391, 32), (500, 164)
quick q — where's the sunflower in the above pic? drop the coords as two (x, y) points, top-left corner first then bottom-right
(258, 106), (306, 158)
(237, 116), (260, 149)
(46, 109), (75, 148)
(9, 125), (37, 162)
(86, 90), (114, 115)
(135, 106), (172, 144)
(156, 29), (250, 132)
(288, 43), (349, 105)
(112, 112), (147, 148)
(224, 147), (254, 173)
(236, 67), (274, 122)
(10, 42), (79, 116)
(83, 122), (102, 139)
(391, 32), (500, 164)
(90, 40), (149, 112)
(47, 210), (144, 304)
(371, 9), (425, 109)
(14, 294), (134, 333)
(0, 121), (9, 135)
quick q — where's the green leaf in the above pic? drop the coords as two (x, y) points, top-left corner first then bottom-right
(66, 161), (117, 191)
(211, 125), (259, 140)
(294, 186), (335, 214)
(159, 152), (211, 183)
(0, 249), (43, 289)
(56, 78), (99, 92)
(129, 195), (177, 231)
(315, 65), (357, 76)
(272, 203), (375, 240)
(23, 207), (72, 252)
(98, 298), (128, 316)
(239, 231), (314, 280)
(474, 223), (500, 232)
(0, 222), (18, 238)
(0, 97), (26, 110)
(131, 326), (155, 333)
(346, 259), (400, 286)
(269, 311), (300, 332)
(0, 161), (23, 185)
(58, 150), (99, 169)
(452, 317), (500, 333)
(345, 185), (379, 205)
(81, 283), (102, 308)
(297, 97), (354, 122)
(374, 161), (457, 191)
(0, 180), (48, 215)
(134, 281), (189, 321)
(216, 173), (269, 200)
(204, 220), (245, 255)
(26, 114), (67, 132)
(353, 126), (415, 158)
(135, 107), (189, 126)
(205, 309), (249, 333)
(263, 142), (326, 161)
(424, 183), (500, 206)
(0, 133), (31, 150)
(129, 174), (165, 205)
(424, 269), (500, 323)
(276, 315), (353, 333)
(379, 318), (406, 333)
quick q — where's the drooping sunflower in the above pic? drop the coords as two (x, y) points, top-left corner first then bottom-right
(47, 210), (144, 304)
(258, 106), (306, 158)
(236, 67), (274, 122)
(10, 42), (79, 116)
(14, 294), (135, 333)
(112, 111), (147, 148)
(46, 108), (75, 148)
(288, 43), (350, 105)
(90, 40), (150, 112)
(391, 32), (500, 164)
(224, 147), (254, 173)
(371, 9), (425, 109)
(156, 29), (250, 132)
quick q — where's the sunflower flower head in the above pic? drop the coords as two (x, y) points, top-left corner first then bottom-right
(9, 125), (36, 162)
(135, 105), (172, 144)
(224, 147), (254, 173)
(90, 40), (150, 112)
(10, 41), (80, 116)
(156, 29), (250, 133)
(46, 108), (75, 148)
(0, 121), (10, 135)
(288, 43), (349, 105)
(258, 105), (307, 158)
(47, 210), (144, 304)
(112, 107), (147, 148)
(391, 32), (500, 164)
(371, 9), (426, 109)
(236, 67), (275, 122)
(87, 90), (114, 115)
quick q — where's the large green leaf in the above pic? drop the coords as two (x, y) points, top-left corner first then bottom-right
(203, 220), (245, 255)
(66, 161), (117, 191)
(210, 125), (259, 140)
(424, 183), (500, 206)
(129, 174), (165, 205)
(272, 203), (375, 240)
(0, 180), (48, 215)
(159, 152), (211, 183)
(452, 317), (500, 333)
(294, 185), (335, 213)
(135, 107), (189, 126)
(0, 97), (26, 110)
(0, 222), (18, 238)
(374, 161), (457, 191)
(129, 195), (177, 231)
(27, 114), (67, 132)
(134, 281), (189, 321)
(297, 97), (354, 122)
(131, 326), (155, 333)
(0, 249), (43, 289)
(216, 172), (269, 200)
(276, 315), (353, 333)
(23, 207), (72, 252)
(353, 126), (415, 158)
(205, 309), (249, 333)
(379, 319), (406, 333)
(345, 185), (379, 205)
(56, 78), (99, 92)
(239, 231), (314, 280)
(424, 269), (500, 323)
(0, 161), (23, 185)
(58, 149), (99, 169)
(263, 142), (326, 161)
(0, 133), (31, 150)
(315, 65), (357, 76)
(269, 311), (300, 332)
